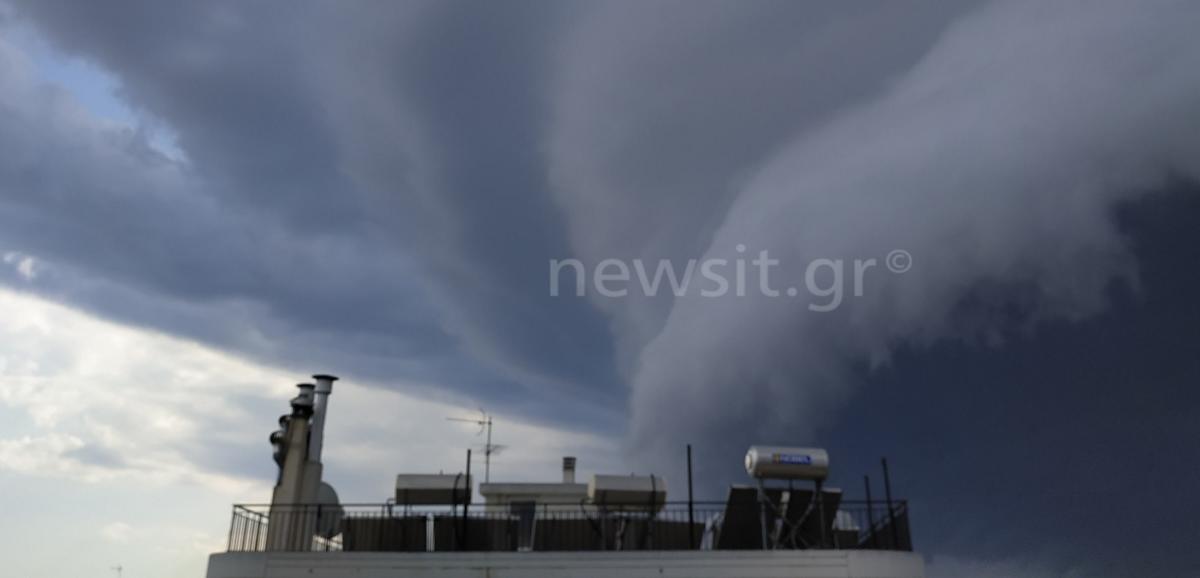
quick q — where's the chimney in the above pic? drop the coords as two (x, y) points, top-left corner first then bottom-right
(291, 383), (316, 415)
(308, 374), (338, 463)
(562, 456), (577, 484)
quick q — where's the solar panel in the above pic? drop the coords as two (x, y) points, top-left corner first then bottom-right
(715, 485), (782, 550)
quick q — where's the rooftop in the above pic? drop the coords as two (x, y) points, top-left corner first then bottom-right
(225, 493), (912, 554)
(210, 376), (920, 578)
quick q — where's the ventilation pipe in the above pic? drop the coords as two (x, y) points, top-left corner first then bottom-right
(562, 456), (577, 484)
(308, 374), (338, 463)
(267, 382), (319, 551)
(293, 383), (316, 411)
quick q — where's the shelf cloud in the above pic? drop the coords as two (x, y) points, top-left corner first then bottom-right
(2, 1), (1199, 575)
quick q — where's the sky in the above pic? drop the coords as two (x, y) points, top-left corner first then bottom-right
(0, 1), (1198, 577)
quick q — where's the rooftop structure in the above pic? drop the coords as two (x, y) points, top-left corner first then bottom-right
(476, 456), (589, 511)
(207, 377), (922, 578)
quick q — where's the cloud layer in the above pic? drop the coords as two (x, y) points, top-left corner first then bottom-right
(624, 0), (1200, 469)
(0, 285), (623, 577)
(6, 0), (1197, 458)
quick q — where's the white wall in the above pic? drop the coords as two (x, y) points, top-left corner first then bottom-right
(208, 550), (925, 578)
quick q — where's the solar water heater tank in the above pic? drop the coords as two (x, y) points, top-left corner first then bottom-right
(588, 474), (667, 509)
(744, 446), (830, 481)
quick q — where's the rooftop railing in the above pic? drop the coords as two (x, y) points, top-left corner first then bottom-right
(226, 498), (911, 553)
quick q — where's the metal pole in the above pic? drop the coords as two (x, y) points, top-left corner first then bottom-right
(816, 479), (827, 548)
(485, 416), (492, 483)
(882, 458), (899, 548)
(757, 480), (769, 550)
(228, 508), (237, 551)
(687, 444), (696, 549)
(315, 504), (322, 552)
(463, 448), (472, 550)
(864, 475), (877, 549)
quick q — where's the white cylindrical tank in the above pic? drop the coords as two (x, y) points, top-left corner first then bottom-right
(745, 446), (830, 481)
(588, 474), (667, 509)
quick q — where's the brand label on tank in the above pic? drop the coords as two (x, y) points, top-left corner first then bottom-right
(774, 453), (813, 465)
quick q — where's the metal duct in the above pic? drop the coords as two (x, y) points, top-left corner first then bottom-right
(562, 456), (577, 484)
(308, 374), (338, 463)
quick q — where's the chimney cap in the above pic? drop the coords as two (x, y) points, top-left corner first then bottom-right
(312, 374), (340, 382)
(289, 394), (314, 417)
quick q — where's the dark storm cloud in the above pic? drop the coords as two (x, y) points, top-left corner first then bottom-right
(316, 1), (621, 397)
(548, 1), (978, 356)
(818, 186), (1200, 577)
(0, 0), (623, 427)
(2, 1), (1200, 575)
(623, 0), (1200, 468)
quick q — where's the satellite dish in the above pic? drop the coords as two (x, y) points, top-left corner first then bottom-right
(315, 482), (344, 539)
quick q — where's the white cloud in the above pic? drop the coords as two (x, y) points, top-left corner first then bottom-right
(2, 251), (38, 280)
(0, 433), (85, 477)
(0, 285), (290, 492)
(100, 521), (133, 544)
(0, 284), (624, 491)
(0, 285), (622, 578)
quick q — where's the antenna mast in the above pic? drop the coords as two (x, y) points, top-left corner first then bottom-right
(446, 410), (503, 482)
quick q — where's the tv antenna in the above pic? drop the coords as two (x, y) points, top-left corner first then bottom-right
(446, 409), (505, 482)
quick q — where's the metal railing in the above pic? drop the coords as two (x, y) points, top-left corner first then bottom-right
(227, 499), (911, 553)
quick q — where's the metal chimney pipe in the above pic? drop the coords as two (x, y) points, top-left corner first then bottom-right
(562, 456), (576, 484)
(308, 374), (338, 463)
(292, 383), (316, 414)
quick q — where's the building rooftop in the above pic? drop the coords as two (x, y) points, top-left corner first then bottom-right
(208, 377), (923, 578)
